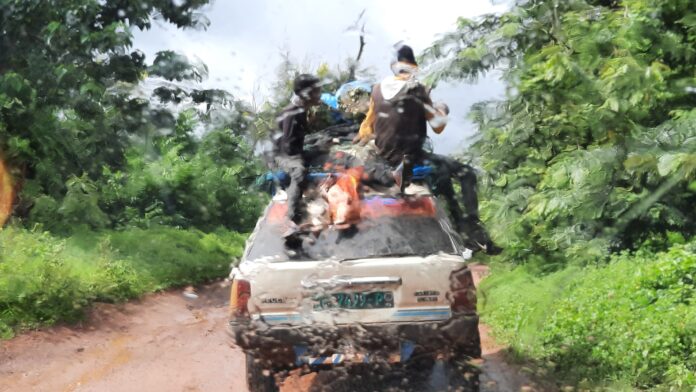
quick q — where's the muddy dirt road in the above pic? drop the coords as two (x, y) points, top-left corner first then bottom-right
(0, 266), (544, 392)
(0, 281), (246, 392)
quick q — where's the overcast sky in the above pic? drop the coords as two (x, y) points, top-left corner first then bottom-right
(132, 0), (508, 154)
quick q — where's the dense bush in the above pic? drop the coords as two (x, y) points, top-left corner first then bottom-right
(1, 0), (207, 214)
(0, 227), (245, 339)
(1, 1), (265, 234)
(424, 0), (696, 267)
(480, 240), (696, 390)
(95, 124), (267, 233)
(0, 229), (87, 339)
(426, 2), (696, 386)
(106, 227), (246, 288)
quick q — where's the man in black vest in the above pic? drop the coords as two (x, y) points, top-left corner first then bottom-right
(358, 45), (448, 165)
(357, 44), (501, 255)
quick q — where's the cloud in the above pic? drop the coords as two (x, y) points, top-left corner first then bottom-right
(132, 0), (508, 153)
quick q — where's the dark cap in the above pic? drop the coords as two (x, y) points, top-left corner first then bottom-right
(293, 74), (321, 97)
(396, 45), (417, 66)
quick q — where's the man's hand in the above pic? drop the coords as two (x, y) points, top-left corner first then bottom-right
(428, 102), (449, 134)
(433, 102), (450, 116)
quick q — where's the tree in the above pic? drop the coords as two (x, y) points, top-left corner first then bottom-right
(0, 0), (204, 217)
(423, 0), (696, 266)
(248, 44), (375, 161)
(0, 0), (264, 232)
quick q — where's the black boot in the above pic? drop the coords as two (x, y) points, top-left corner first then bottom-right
(393, 154), (414, 194)
(457, 218), (502, 255)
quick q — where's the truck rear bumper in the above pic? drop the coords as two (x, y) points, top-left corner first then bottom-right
(229, 313), (480, 366)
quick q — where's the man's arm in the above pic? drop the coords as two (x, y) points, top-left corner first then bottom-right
(429, 103), (449, 134)
(424, 99), (449, 134)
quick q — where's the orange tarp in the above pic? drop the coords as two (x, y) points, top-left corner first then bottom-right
(266, 195), (435, 226)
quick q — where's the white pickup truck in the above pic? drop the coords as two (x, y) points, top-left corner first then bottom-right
(228, 183), (481, 391)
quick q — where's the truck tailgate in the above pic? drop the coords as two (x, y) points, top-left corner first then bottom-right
(237, 254), (466, 325)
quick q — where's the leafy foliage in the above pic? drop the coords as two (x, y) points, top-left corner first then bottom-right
(424, 0), (696, 266)
(481, 240), (696, 390)
(427, 1), (696, 388)
(0, 226), (245, 338)
(0, 0), (264, 338)
(248, 53), (373, 157)
(1, 0), (201, 200)
(0, 0), (264, 233)
(96, 120), (266, 233)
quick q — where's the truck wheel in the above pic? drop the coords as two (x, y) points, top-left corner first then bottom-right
(442, 360), (480, 392)
(404, 347), (436, 372)
(246, 354), (278, 392)
(453, 326), (482, 359)
(448, 317), (482, 360)
(449, 331), (482, 392)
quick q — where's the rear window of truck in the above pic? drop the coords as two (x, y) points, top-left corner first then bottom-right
(245, 213), (460, 262)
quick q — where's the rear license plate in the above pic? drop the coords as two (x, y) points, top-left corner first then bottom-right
(314, 291), (394, 310)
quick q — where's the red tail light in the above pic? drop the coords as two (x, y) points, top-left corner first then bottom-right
(449, 267), (477, 313)
(230, 278), (251, 319)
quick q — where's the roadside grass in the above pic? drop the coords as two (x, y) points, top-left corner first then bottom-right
(479, 242), (696, 391)
(0, 226), (246, 339)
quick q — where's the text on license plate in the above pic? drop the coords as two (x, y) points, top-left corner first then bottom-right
(314, 291), (394, 310)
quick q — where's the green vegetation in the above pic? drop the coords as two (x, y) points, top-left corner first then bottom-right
(424, 0), (696, 389)
(2, 0), (695, 388)
(481, 240), (696, 390)
(0, 226), (245, 339)
(0, 1), (264, 336)
(424, 0), (696, 266)
(0, 0), (359, 338)
(1, 1), (265, 233)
